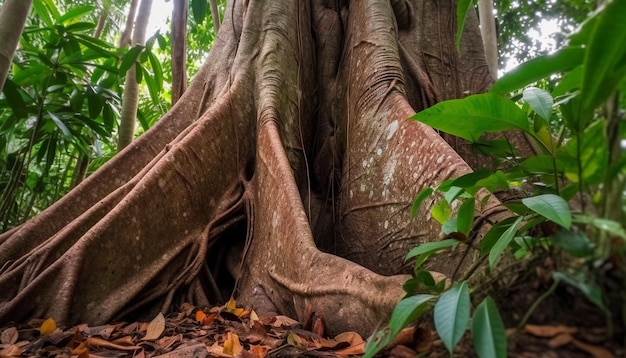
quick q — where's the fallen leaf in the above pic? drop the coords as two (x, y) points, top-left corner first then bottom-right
(111, 335), (135, 346)
(223, 332), (243, 356)
(572, 339), (614, 358)
(71, 342), (90, 358)
(158, 334), (182, 349)
(334, 331), (364, 346)
(272, 315), (299, 328)
(225, 297), (245, 317)
(249, 344), (270, 358)
(207, 342), (231, 357)
(334, 341), (366, 355)
(1, 327), (18, 345)
(142, 312), (166, 340)
(525, 324), (577, 337)
(196, 310), (207, 322)
(85, 336), (141, 351)
(548, 333), (573, 348)
(39, 317), (57, 336)
(0, 344), (21, 356)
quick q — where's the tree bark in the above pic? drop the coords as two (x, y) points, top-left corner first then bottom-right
(117, 0), (153, 151)
(0, 0), (504, 336)
(171, 0), (188, 105)
(0, 0), (32, 92)
(478, 0), (498, 78)
(209, 0), (220, 34)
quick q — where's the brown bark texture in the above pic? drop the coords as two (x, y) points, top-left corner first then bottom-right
(0, 0), (503, 336)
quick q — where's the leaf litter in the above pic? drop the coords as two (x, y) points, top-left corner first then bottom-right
(0, 299), (368, 357)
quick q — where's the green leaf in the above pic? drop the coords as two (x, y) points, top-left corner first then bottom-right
(390, 294), (437, 337)
(191, 0), (208, 24)
(553, 272), (606, 311)
(47, 111), (71, 137)
(490, 47), (585, 95)
(578, 0), (626, 122)
(573, 215), (626, 240)
(148, 52), (163, 92)
(411, 187), (434, 218)
(551, 229), (595, 258)
(472, 296), (507, 358)
(522, 194), (571, 229)
(120, 46), (144, 74)
(450, 169), (492, 189)
(1, 80), (28, 119)
(489, 217), (522, 268)
(457, 198), (475, 237)
(455, 0), (473, 51)
(406, 239), (459, 266)
(523, 87), (553, 121)
(411, 93), (530, 142)
(434, 282), (470, 354)
(56, 5), (95, 24)
(432, 201), (452, 225)
(33, 0), (54, 27)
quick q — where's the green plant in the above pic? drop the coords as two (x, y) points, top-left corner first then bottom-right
(365, 0), (626, 356)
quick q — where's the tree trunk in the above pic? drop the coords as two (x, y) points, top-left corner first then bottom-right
(171, 0), (188, 105)
(0, 0), (32, 92)
(209, 0), (221, 34)
(478, 0), (498, 78)
(0, 0), (503, 336)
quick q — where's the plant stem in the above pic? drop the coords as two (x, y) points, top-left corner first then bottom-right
(517, 278), (558, 329)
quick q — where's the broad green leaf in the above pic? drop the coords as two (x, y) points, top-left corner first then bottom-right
(405, 239), (459, 262)
(551, 229), (595, 258)
(457, 198), (475, 236)
(55, 5), (94, 24)
(434, 282), (470, 354)
(450, 169), (492, 189)
(191, 0), (209, 24)
(455, 0), (473, 51)
(411, 187), (434, 218)
(557, 121), (608, 185)
(552, 66), (583, 97)
(64, 22), (96, 33)
(519, 155), (558, 174)
(573, 215), (626, 240)
(432, 201), (452, 225)
(47, 111), (71, 137)
(411, 93), (530, 142)
(143, 67), (159, 103)
(479, 221), (510, 255)
(148, 52), (163, 91)
(578, 0), (626, 122)
(87, 91), (103, 119)
(472, 296), (507, 358)
(553, 272), (606, 311)
(120, 46), (144, 74)
(389, 294), (437, 337)
(490, 47), (585, 95)
(522, 194), (571, 229)
(489, 217), (522, 268)
(33, 0), (54, 27)
(475, 171), (510, 193)
(523, 87), (553, 121)
(444, 186), (465, 204)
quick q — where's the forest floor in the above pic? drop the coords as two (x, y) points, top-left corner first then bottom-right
(0, 268), (623, 358)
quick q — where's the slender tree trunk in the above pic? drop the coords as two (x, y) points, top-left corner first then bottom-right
(209, 0), (220, 34)
(117, 0), (153, 151)
(0, 0), (32, 92)
(119, 0), (139, 49)
(478, 0), (498, 78)
(93, 11), (107, 39)
(171, 0), (188, 105)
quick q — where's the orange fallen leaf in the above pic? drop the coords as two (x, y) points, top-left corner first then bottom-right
(548, 333), (573, 348)
(334, 341), (366, 355)
(71, 342), (90, 358)
(142, 312), (165, 340)
(1, 327), (18, 345)
(572, 339), (614, 358)
(111, 335), (135, 346)
(225, 297), (245, 317)
(525, 324), (577, 337)
(223, 332), (243, 356)
(39, 317), (57, 336)
(85, 336), (141, 351)
(0, 344), (21, 357)
(249, 344), (270, 358)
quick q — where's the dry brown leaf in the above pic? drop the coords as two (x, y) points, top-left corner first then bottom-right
(525, 324), (577, 337)
(111, 335), (135, 346)
(39, 317), (57, 336)
(334, 331), (364, 346)
(207, 342), (231, 357)
(223, 332), (243, 356)
(272, 315), (299, 328)
(1, 327), (18, 345)
(158, 334), (182, 349)
(142, 312), (166, 341)
(71, 341), (90, 358)
(249, 344), (270, 358)
(548, 333), (573, 348)
(85, 336), (141, 351)
(334, 341), (366, 355)
(572, 339), (614, 358)
(0, 344), (21, 356)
